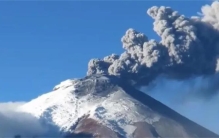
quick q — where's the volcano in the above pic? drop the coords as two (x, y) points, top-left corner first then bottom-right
(20, 75), (219, 138)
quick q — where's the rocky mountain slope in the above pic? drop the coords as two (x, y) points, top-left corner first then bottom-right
(20, 75), (219, 138)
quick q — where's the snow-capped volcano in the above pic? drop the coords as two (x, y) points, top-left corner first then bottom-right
(20, 75), (219, 138)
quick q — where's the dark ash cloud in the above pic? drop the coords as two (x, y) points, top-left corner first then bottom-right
(139, 75), (219, 134)
(87, 1), (219, 88)
(87, 1), (219, 134)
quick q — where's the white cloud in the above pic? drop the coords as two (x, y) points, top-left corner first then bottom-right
(0, 102), (58, 137)
(0, 102), (25, 112)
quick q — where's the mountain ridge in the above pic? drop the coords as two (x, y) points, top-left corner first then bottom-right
(119, 77), (219, 137)
(19, 75), (219, 138)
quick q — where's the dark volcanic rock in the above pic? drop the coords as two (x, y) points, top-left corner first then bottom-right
(68, 115), (121, 138)
(119, 79), (219, 138)
(132, 122), (160, 138)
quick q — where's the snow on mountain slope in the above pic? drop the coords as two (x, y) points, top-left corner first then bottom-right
(20, 75), (219, 138)
(20, 79), (93, 132)
(20, 75), (161, 137)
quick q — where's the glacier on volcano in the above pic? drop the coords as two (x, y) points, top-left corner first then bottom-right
(5, 1), (219, 137)
(19, 75), (219, 138)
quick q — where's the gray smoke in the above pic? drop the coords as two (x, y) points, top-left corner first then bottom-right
(201, 1), (219, 30)
(139, 74), (219, 134)
(87, 1), (219, 87)
(86, 2), (219, 133)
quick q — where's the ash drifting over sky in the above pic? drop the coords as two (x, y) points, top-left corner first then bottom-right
(87, 1), (219, 134)
(87, 1), (219, 87)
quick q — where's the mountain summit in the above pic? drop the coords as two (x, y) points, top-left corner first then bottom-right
(17, 1), (219, 137)
(20, 75), (219, 138)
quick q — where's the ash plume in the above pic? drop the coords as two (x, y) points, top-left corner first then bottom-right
(87, 1), (219, 87)
(139, 74), (219, 134)
(87, 2), (219, 134)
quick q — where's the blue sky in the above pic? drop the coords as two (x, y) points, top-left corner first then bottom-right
(0, 1), (212, 102)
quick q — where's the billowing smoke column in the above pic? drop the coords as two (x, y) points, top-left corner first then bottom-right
(87, 1), (219, 87)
